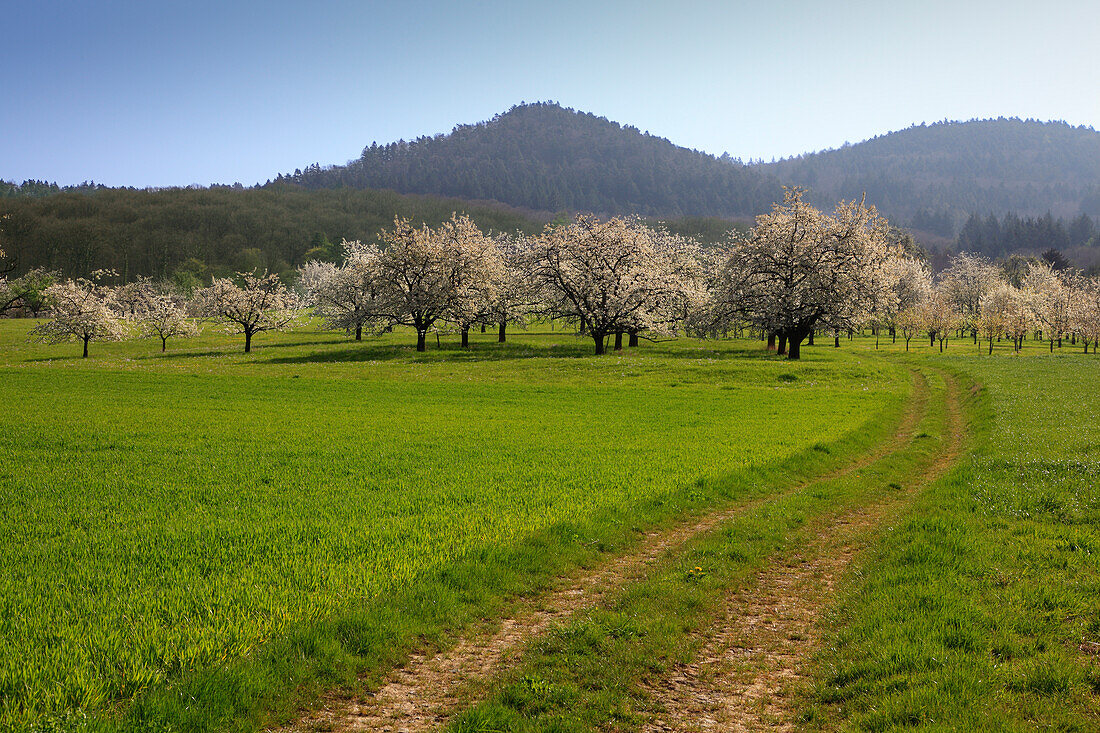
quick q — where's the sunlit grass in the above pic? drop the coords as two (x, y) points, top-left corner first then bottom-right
(804, 341), (1100, 730)
(0, 319), (905, 731)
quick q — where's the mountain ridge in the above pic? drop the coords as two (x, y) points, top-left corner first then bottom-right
(273, 102), (783, 219)
(267, 103), (1100, 234)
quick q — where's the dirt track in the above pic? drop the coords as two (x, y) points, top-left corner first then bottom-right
(275, 367), (959, 733)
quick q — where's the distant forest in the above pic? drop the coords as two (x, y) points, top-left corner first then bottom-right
(6, 105), (1100, 282)
(763, 118), (1100, 229)
(0, 186), (543, 284)
(276, 102), (782, 218)
(0, 185), (753, 285)
(956, 211), (1097, 259)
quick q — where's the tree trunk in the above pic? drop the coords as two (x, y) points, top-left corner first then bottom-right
(161, 336), (167, 352)
(628, 330), (639, 347)
(82, 336), (89, 358)
(244, 330), (252, 353)
(1050, 339), (1054, 353)
(787, 328), (809, 360)
(777, 333), (787, 355)
(592, 331), (606, 355)
(905, 337), (911, 352)
(930, 333), (936, 347)
(461, 327), (470, 348)
(807, 331), (814, 346)
(416, 331), (427, 352)
(988, 338), (993, 355)
(834, 334), (840, 348)
(498, 321), (507, 343)
(939, 339), (943, 353)
(481, 323), (486, 333)
(614, 331), (623, 350)
(355, 325), (362, 341)
(766, 332), (776, 351)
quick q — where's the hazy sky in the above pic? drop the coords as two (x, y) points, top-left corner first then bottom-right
(5, 0), (1099, 188)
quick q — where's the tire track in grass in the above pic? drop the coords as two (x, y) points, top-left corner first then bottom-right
(642, 368), (964, 732)
(274, 369), (929, 733)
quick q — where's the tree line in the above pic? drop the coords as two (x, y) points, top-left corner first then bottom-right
(13, 189), (1100, 360)
(0, 185), (542, 285)
(956, 211), (1097, 259)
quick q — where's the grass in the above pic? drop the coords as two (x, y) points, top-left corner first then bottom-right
(0, 320), (908, 732)
(803, 349), (1100, 730)
(444, 365), (958, 732)
(437, 334), (1100, 732)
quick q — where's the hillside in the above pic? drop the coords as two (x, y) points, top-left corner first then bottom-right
(7, 108), (1100, 281)
(0, 186), (544, 282)
(761, 118), (1100, 233)
(277, 102), (782, 218)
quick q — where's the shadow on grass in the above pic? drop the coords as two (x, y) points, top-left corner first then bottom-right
(19, 335), (775, 366)
(264, 340), (597, 364)
(132, 339), (343, 361)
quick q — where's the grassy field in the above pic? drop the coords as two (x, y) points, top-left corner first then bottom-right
(434, 336), (1100, 731)
(0, 321), (908, 731)
(804, 350), (1100, 730)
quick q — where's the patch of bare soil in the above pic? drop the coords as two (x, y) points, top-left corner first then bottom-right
(643, 371), (964, 732)
(274, 370), (933, 733)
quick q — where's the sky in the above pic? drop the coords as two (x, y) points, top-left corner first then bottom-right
(4, 0), (1099, 188)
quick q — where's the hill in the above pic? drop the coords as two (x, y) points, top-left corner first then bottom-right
(276, 102), (782, 218)
(7, 108), (1100, 281)
(760, 118), (1100, 234)
(0, 186), (544, 282)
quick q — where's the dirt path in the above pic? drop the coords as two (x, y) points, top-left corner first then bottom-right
(643, 369), (965, 732)
(275, 369), (932, 733)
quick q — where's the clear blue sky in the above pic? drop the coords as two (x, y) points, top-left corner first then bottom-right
(4, 0), (1098, 188)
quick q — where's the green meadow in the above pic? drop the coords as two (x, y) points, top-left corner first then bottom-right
(440, 338), (1100, 731)
(5, 321), (1099, 732)
(0, 322), (906, 731)
(804, 350), (1100, 730)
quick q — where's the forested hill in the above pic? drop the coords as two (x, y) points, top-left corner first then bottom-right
(0, 187), (544, 282)
(761, 118), (1100, 235)
(276, 102), (783, 218)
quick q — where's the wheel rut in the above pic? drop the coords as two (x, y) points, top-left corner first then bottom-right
(274, 368), (935, 733)
(642, 368), (965, 732)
